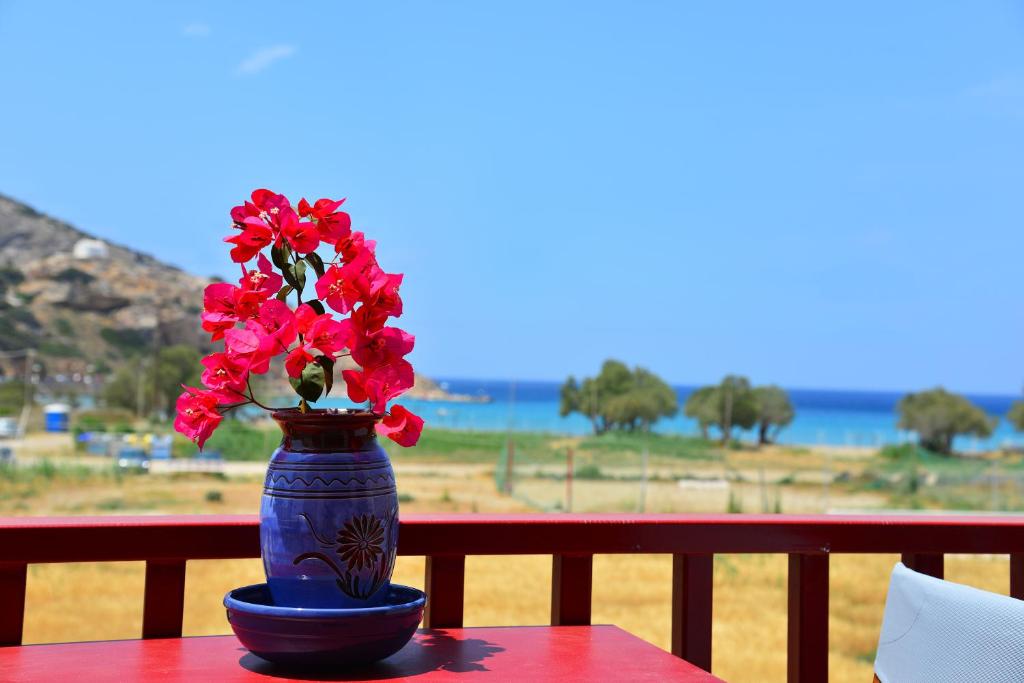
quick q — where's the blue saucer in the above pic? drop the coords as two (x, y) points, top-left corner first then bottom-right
(225, 583), (426, 668)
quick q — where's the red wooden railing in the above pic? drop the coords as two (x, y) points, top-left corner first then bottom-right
(3, 513), (1024, 681)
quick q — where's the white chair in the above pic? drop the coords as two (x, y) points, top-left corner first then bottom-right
(873, 562), (1024, 682)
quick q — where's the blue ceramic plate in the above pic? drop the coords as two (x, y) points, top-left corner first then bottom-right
(225, 583), (426, 667)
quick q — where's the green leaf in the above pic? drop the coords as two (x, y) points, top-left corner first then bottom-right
(305, 252), (326, 278)
(275, 285), (293, 302)
(306, 300), (326, 316)
(283, 260), (307, 293)
(316, 355), (336, 395)
(271, 243), (292, 271)
(288, 362), (325, 403)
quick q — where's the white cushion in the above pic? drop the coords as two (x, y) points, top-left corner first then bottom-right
(874, 562), (1024, 682)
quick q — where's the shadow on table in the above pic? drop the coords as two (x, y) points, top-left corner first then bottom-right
(239, 630), (505, 680)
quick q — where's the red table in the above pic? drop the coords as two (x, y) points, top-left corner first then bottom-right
(0, 625), (723, 681)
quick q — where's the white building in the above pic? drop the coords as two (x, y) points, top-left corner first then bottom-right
(73, 238), (109, 260)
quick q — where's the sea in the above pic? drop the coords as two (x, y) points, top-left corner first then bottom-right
(326, 378), (1024, 451)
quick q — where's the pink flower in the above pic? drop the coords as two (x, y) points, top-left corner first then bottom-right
(231, 189), (291, 226)
(174, 386), (223, 450)
(376, 404), (424, 447)
(306, 317), (352, 356)
(224, 327), (261, 361)
(279, 209), (320, 254)
(225, 217), (274, 263)
(336, 231), (376, 261)
(254, 299), (297, 350)
(285, 346), (315, 378)
(201, 311), (235, 341)
(294, 303), (320, 336)
(315, 251), (387, 315)
(239, 253), (283, 298)
(201, 283), (261, 340)
(342, 359), (414, 413)
(200, 352), (249, 400)
(299, 197), (352, 246)
(351, 326), (414, 369)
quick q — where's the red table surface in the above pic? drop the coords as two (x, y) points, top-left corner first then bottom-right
(0, 625), (724, 682)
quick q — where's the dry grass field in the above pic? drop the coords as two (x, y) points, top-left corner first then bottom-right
(3, 433), (1020, 682)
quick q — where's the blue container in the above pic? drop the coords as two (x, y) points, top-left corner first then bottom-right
(260, 409), (398, 609)
(44, 404), (70, 432)
(224, 582), (424, 667)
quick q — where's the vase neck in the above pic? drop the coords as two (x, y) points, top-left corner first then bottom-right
(272, 410), (380, 453)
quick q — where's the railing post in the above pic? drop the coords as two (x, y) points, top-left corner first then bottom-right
(0, 562), (27, 647)
(901, 552), (943, 579)
(671, 553), (713, 672)
(1011, 553), (1024, 600)
(788, 553), (829, 683)
(142, 559), (186, 639)
(551, 553), (592, 626)
(424, 555), (465, 628)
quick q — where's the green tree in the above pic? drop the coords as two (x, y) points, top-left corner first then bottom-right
(0, 380), (32, 417)
(753, 385), (795, 446)
(713, 375), (758, 445)
(683, 375), (758, 444)
(103, 345), (202, 417)
(683, 386), (718, 440)
(560, 360), (678, 434)
(897, 387), (995, 455)
(1009, 400), (1024, 433)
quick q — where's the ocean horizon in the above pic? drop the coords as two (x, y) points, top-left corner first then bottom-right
(322, 378), (1024, 450)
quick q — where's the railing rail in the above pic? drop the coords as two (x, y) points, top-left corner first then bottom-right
(3, 513), (1024, 682)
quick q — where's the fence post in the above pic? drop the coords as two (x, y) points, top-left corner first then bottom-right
(901, 553), (943, 579)
(566, 446), (574, 513)
(671, 554), (713, 672)
(551, 554), (592, 626)
(424, 555), (465, 628)
(504, 439), (515, 495)
(787, 553), (829, 683)
(142, 559), (187, 639)
(0, 562), (27, 646)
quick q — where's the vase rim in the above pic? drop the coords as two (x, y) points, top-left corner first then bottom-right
(271, 408), (380, 426)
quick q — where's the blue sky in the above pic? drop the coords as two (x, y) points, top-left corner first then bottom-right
(1, 2), (1022, 394)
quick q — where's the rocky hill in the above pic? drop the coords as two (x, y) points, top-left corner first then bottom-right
(0, 194), (209, 380)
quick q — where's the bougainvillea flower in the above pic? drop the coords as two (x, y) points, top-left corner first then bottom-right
(306, 317), (352, 356)
(223, 327), (261, 362)
(342, 360), (414, 413)
(336, 230), (376, 261)
(351, 326), (414, 369)
(299, 197), (352, 246)
(225, 217), (275, 263)
(315, 265), (353, 314)
(279, 210), (320, 254)
(240, 253), (284, 298)
(315, 251), (387, 315)
(178, 187), (424, 448)
(367, 273), (404, 320)
(342, 368), (368, 404)
(200, 283), (260, 340)
(293, 303), (320, 336)
(376, 404), (424, 446)
(231, 189), (289, 223)
(285, 345), (315, 378)
(200, 352), (249, 400)
(254, 299), (297, 350)
(174, 386), (223, 450)
(200, 310), (235, 341)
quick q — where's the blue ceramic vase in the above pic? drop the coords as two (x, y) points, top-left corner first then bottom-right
(260, 409), (399, 608)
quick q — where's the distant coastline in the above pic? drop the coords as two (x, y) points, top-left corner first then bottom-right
(323, 378), (1024, 451)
